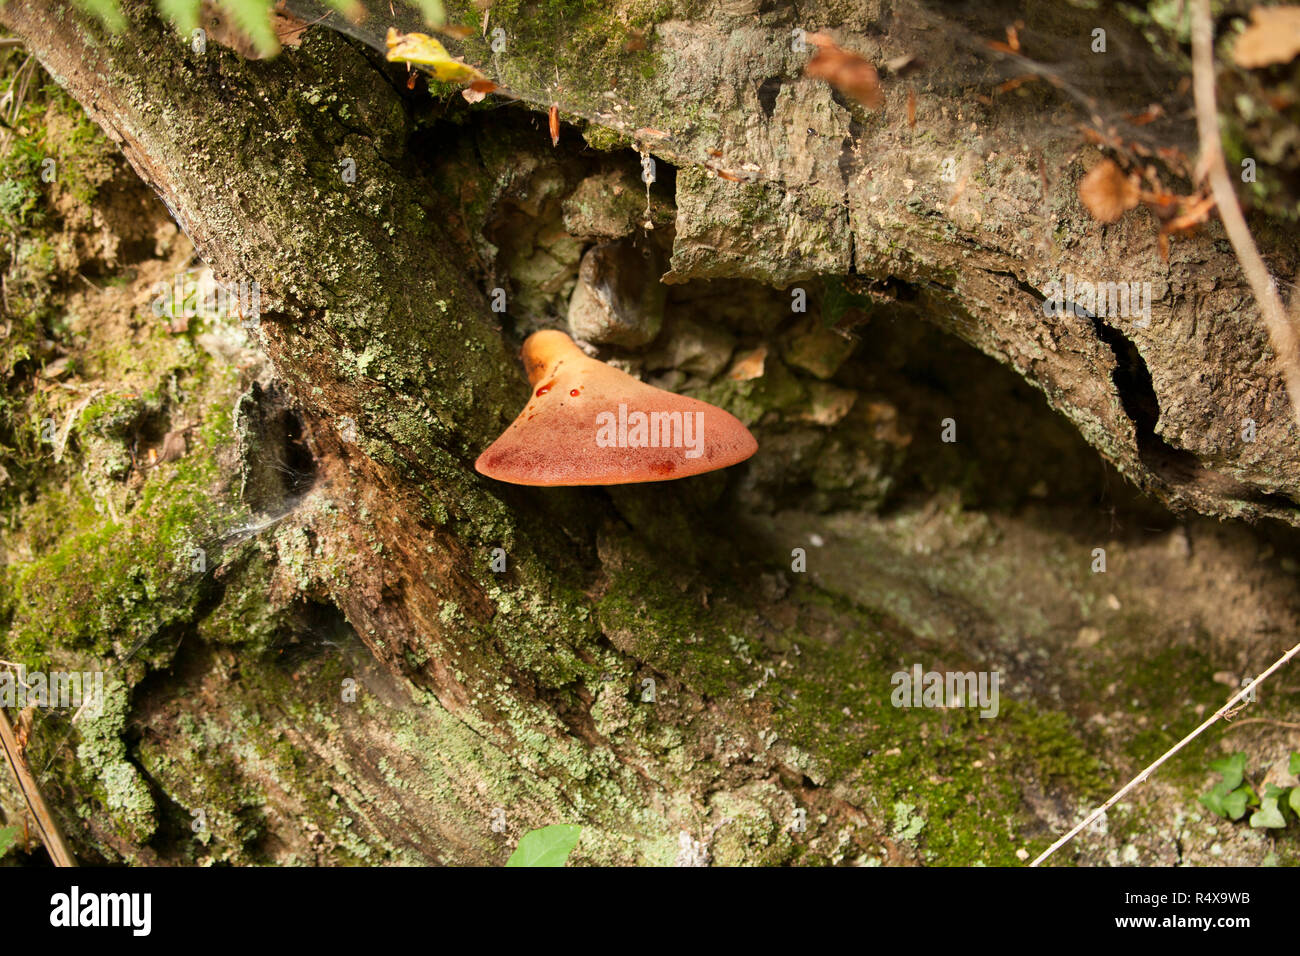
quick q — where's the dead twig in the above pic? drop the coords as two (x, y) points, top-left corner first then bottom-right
(0, 705), (77, 866)
(1221, 717), (1300, 731)
(1190, 0), (1300, 426)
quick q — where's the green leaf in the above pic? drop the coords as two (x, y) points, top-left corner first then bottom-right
(385, 30), (486, 83)
(1198, 780), (1230, 817)
(1209, 752), (1248, 791)
(1289, 752), (1300, 776)
(506, 824), (582, 867)
(1223, 786), (1251, 821)
(406, 0), (446, 27)
(73, 0), (127, 31)
(1289, 787), (1300, 817)
(218, 0), (279, 58)
(1202, 780), (1252, 821)
(0, 825), (17, 858)
(157, 0), (201, 35)
(1249, 797), (1287, 829)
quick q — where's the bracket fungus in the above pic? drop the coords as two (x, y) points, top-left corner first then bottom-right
(475, 330), (758, 486)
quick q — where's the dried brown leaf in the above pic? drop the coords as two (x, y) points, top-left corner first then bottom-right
(1233, 6), (1300, 69)
(995, 73), (1038, 94)
(805, 33), (883, 109)
(1124, 103), (1164, 126)
(272, 10), (309, 49)
(1161, 194), (1217, 236)
(1078, 158), (1140, 223)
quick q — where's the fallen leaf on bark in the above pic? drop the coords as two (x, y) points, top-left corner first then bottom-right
(385, 28), (487, 84)
(272, 9), (310, 49)
(1078, 159), (1140, 223)
(805, 33), (883, 109)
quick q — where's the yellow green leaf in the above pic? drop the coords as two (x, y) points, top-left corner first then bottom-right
(385, 28), (485, 84)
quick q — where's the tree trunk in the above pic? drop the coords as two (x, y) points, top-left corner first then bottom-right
(1, 0), (1297, 866)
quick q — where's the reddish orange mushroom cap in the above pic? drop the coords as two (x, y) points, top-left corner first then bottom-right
(475, 330), (758, 486)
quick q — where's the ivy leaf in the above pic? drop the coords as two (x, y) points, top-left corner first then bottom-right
(1199, 779), (1231, 818)
(1249, 796), (1287, 829)
(1289, 752), (1300, 776)
(0, 825), (17, 858)
(1223, 786), (1252, 821)
(1199, 779), (1253, 819)
(506, 824), (582, 867)
(1209, 752), (1247, 791)
(1289, 787), (1300, 817)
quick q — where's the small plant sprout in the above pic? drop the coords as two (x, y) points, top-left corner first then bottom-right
(1199, 751), (1300, 830)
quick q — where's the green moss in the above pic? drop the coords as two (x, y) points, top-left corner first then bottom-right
(196, 547), (293, 655)
(582, 123), (633, 152)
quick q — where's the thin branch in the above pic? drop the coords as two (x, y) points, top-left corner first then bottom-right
(1030, 639), (1300, 867)
(0, 706), (77, 866)
(1191, 0), (1300, 424)
(1221, 717), (1300, 731)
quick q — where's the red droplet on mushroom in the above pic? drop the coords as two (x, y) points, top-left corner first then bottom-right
(475, 330), (758, 486)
